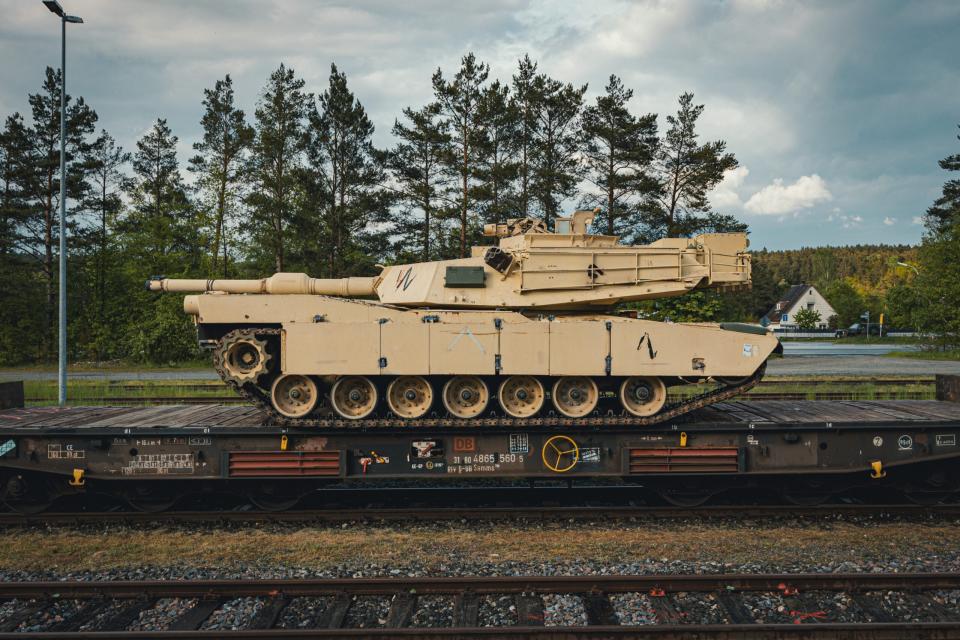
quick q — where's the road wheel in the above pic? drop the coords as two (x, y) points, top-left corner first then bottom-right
(330, 376), (378, 419)
(386, 376), (433, 419)
(442, 376), (489, 419)
(551, 376), (599, 418)
(498, 375), (545, 418)
(271, 374), (320, 419)
(620, 376), (667, 417)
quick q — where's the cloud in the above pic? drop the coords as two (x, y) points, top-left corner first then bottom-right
(912, 216), (924, 225)
(709, 166), (750, 209)
(883, 216), (896, 226)
(744, 174), (832, 215)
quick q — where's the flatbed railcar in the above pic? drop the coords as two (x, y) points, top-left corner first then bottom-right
(2, 399), (960, 510)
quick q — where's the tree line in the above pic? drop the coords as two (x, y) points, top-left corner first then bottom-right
(0, 52), (956, 365)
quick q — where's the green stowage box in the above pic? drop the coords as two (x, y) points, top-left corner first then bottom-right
(444, 266), (486, 288)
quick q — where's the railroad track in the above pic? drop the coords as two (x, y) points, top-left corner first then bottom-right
(2, 503), (958, 526)
(1, 573), (959, 637)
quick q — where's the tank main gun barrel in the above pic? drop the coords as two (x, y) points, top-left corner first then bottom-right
(147, 272), (378, 297)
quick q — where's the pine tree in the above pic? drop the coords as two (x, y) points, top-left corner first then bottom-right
(4, 68), (97, 359)
(475, 80), (520, 226)
(388, 103), (451, 261)
(248, 64), (309, 272)
(306, 63), (391, 277)
(189, 74), (253, 277)
(510, 55), (540, 218)
(581, 75), (658, 238)
(125, 119), (196, 270)
(432, 53), (489, 257)
(925, 124), (960, 234)
(82, 130), (130, 345)
(647, 92), (739, 240)
(529, 73), (587, 228)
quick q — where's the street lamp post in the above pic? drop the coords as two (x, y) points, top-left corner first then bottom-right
(42, 1), (83, 407)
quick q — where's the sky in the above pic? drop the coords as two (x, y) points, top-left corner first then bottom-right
(1, 0), (958, 250)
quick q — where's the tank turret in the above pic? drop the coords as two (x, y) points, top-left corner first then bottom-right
(149, 209), (751, 311)
(149, 210), (779, 425)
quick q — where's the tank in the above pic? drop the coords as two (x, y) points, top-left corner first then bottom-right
(148, 209), (780, 424)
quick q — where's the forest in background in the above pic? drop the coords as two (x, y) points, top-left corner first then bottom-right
(1, 53), (957, 365)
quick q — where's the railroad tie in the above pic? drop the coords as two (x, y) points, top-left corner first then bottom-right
(0, 600), (50, 632)
(247, 596), (291, 629)
(317, 592), (351, 629)
(582, 591), (620, 626)
(166, 598), (226, 631)
(850, 593), (896, 622)
(648, 591), (684, 624)
(384, 592), (417, 628)
(93, 598), (156, 632)
(452, 591), (479, 627)
(715, 591), (755, 624)
(515, 593), (545, 626)
(43, 600), (111, 632)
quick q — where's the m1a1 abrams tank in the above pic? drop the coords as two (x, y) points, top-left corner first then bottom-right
(149, 209), (780, 426)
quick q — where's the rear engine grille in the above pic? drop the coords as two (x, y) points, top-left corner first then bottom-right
(228, 450), (341, 477)
(629, 447), (739, 474)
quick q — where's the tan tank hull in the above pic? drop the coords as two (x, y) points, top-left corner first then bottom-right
(148, 209), (779, 423)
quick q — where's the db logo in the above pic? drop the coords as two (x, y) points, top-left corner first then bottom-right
(453, 437), (476, 452)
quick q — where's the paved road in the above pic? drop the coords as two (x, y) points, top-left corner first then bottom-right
(766, 355), (960, 377)
(780, 341), (919, 356)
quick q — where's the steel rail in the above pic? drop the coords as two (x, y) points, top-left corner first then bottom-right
(2, 572), (960, 598)
(1, 503), (958, 526)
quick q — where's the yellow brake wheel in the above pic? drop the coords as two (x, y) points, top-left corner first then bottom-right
(541, 435), (579, 473)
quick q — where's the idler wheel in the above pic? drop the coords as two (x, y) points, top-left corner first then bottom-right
(271, 374), (320, 419)
(498, 375), (545, 418)
(386, 376), (433, 419)
(330, 375), (378, 419)
(620, 376), (667, 417)
(551, 376), (599, 418)
(219, 331), (271, 385)
(442, 376), (489, 419)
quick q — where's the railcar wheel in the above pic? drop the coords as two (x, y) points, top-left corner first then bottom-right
(331, 376), (378, 419)
(219, 331), (271, 384)
(498, 376), (545, 418)
(271, 374), (320, 419)
(782, 493), (832, 506)
(249, 486), (301, 512)
(442, 376), (489, 419)
(551, 377), (599, 418)
(620, 376), (667, 417)
(126, 486), (178, 513)
(2, 475), (54, 514)
(386, 376), (433, 419)
(659, 490), (714, 507)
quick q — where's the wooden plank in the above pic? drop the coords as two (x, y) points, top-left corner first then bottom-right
(452, 592), (479, 627)
(248, 597), (290, 630)
(317, 592), (351, 629)
(515, 594), (544, 626)
(716, 592), (754, 624)
(648, 593), (683, 624)
(166, 598), (225, 631)
(384, 593), (416, 628)
(582, 592), (619, 626)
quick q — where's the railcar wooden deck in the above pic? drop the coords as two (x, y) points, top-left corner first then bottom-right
(2, 400), (960, 430)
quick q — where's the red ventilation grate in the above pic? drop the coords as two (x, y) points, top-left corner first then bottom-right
(629, 447), (739, 474)
(228, 450), (341, 477)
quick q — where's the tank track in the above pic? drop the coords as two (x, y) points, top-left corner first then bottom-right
(214, 328), (766, 429)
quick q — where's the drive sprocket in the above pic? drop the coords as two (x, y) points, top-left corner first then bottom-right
(216, 329), (272, 385)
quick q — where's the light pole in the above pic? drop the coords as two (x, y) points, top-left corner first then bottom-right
(43, 1), (83, 407)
